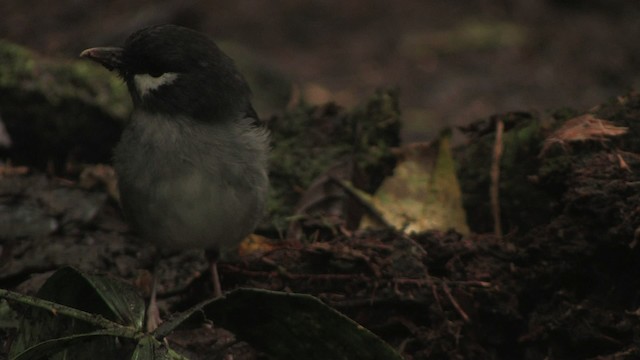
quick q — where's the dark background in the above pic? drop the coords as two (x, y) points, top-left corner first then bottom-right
(2, 0), (639, 140)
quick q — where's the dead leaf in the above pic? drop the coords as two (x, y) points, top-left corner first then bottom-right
(78, 164), (119, 202)
(238, 233), (278, 258)
(351, 134), (470, 235)
(539, 114), (628, 157)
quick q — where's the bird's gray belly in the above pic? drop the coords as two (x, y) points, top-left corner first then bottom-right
(113, 112), (269, 252)
(117, 162), (264, 252)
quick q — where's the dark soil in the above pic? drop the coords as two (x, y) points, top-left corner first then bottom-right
(3, 92), (640, 359)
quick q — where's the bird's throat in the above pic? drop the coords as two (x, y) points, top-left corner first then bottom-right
(133, 73), (179, 97)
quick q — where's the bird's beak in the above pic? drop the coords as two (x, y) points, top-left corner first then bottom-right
(80, 47), (125, 71)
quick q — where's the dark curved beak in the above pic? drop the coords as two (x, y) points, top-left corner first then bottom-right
(80, 47), (125, 71)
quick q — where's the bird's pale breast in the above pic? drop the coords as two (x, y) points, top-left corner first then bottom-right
(114, 111), (269, 252)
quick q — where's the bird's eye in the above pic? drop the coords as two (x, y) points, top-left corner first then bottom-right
(148, 70), (164, 78)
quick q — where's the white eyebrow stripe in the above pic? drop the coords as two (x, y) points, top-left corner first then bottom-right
(134, 73), (179, 96)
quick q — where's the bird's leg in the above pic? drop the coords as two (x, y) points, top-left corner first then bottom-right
(210, 260), (222, 298)
(146, 261), (162, 332)
(206, 248), (222, 298)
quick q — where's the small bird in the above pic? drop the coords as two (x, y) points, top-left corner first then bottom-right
(80, 25), (270, 331)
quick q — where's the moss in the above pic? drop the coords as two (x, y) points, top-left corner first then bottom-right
(0, 40), (37, 84)
(456, 111), (557, 233)
(0, 40), (130, 118)
(266, 90), (401, 230)
(0, 40), (130, 169)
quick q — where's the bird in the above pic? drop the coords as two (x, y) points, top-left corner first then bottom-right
(80, 24), (270, 331)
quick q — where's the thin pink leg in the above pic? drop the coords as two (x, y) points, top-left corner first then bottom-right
(210, 260), (222, 298)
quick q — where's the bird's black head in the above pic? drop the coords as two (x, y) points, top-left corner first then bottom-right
(81, 24), (253, 122)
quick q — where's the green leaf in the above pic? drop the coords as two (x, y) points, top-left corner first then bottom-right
(11, 329), (134, 360)
(36, 266), (145, 328)
(164, 288), (403, 360)
(130, 335), (191, 360)
(8, 266), (145, 359)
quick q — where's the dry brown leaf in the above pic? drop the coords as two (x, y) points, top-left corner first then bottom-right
(539, 114), (628, 157)
(238, 233), (278, 258)
(78, 164), (119, 201)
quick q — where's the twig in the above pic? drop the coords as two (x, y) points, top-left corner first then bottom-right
(394, 278), (491, 288)
(432, 283), (443, 312)
(442, 282), (470, 323)
(223, 264), (368, 282)
(490, 119), (505, 240)
(225, 264), (493, 290)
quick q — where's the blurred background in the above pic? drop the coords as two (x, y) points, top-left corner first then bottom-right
(1, 0), (639, 141)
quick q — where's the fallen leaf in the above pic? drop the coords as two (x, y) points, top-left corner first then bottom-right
(539, 114), (628, 157)
(353, 134), (470, 235)
(78, 164), (119, 202)
(238, 233), (278, 258)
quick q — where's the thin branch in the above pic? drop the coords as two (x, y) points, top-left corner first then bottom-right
(490, 119), (505, 240)
(442, 282), (470, 323)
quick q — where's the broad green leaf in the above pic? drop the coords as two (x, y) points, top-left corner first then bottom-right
(36, 266), (145, 328)
(130, 335), (188, 360)
(9, 266), (145, 359)
(11, 329), (134, 360)
(162, 288), (403, 360)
